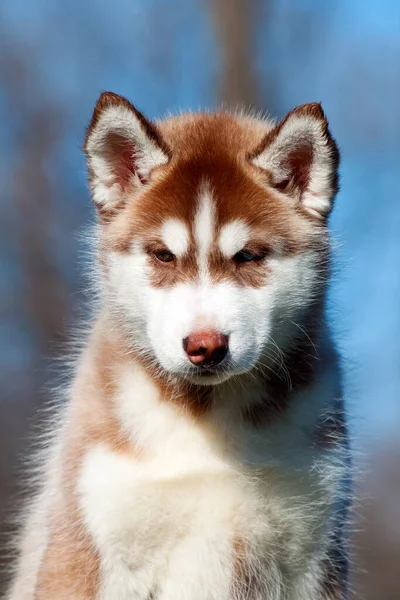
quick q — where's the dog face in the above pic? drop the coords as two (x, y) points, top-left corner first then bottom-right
(85, 93), (339, 385)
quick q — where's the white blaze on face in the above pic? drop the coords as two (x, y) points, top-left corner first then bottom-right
(194, 181), (215, 279)
(161, 218), (189, 257)
(218, 220), (250, 258)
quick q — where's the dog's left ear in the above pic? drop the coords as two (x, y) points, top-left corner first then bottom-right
(84, 92), (171, 215)
(249, 103), (339, 219)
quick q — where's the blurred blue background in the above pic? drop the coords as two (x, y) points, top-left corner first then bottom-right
(0, 1), (399, 597)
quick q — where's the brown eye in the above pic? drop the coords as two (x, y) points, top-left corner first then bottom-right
(154, 250), (175, 263)
(233, 249), (263, 263)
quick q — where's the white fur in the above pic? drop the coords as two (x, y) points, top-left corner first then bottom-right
(161, 218), (189, 257)
(218, 219), (250, 257)
(252, 113), (336, 218)
(194, 181), (215, 279)
(106, 240), (322, 383)
(77, 360), (344, 600)
(86, 105), (169, 210)
(6, 435), (64, 599)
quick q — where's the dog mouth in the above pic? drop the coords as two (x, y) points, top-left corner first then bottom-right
(184, 362), (235, 385)
(196, 369), (223, 379)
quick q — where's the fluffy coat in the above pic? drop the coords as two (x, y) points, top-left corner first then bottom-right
(7, 93), (350, 600)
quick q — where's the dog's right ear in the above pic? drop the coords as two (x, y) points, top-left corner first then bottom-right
(84, 92), (171, 216)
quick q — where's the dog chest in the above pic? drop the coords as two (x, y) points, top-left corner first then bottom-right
(77, 441), (328, 600)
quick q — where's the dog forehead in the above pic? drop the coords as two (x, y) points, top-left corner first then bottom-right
(133, 156), (285, 232)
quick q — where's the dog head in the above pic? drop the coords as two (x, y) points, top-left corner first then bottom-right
(85, 93), (339, 385)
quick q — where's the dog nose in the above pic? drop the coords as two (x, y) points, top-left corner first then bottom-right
(183, 331), (229, 366)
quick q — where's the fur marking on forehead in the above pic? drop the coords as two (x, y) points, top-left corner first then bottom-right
(161, 218), (189, 256)
(219, 220), (250, 257)
(194, 180), (215, 277)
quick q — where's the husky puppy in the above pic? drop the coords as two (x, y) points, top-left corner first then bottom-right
(7, 93), (349, 600)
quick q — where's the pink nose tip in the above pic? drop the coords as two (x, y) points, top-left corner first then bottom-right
(183, 331), (229, 366)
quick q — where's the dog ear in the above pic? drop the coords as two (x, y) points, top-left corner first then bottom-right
(249, 103), (340, 219)
(84, 92), (171, 216)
